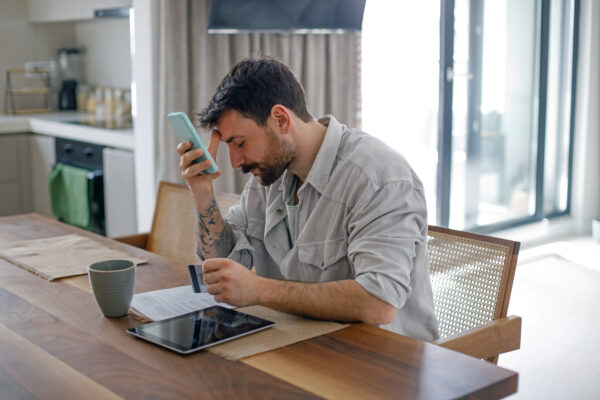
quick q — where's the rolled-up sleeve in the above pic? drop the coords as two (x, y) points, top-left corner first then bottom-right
(349, 181), (428, 310)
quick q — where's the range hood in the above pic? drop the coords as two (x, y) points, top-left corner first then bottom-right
(94, 7), (130, 19)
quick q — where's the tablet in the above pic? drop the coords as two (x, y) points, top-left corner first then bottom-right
(127, 306), (274, 354)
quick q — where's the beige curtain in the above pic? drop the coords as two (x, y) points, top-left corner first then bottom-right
(156, 0), (361, 194)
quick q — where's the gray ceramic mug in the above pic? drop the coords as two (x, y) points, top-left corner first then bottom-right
(88, 260), (136, 318)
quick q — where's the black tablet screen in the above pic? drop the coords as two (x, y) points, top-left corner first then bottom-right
(127, 306), (274, 354)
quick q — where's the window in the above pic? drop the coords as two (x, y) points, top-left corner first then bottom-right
(361, 0), (440, 222)
(362, 0), (579, 232)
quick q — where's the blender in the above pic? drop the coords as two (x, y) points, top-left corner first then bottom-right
(57, 48), (83, 110)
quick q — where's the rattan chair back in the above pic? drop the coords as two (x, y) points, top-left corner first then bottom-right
(147, 181), (240, 265)
(427, 225), (519, 338)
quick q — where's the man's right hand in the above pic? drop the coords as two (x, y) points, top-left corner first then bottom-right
(177, 131), (222, 198)
(178, 131), (234, 259)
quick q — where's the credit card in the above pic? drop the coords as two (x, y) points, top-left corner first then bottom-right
(188, 264), (206, 293)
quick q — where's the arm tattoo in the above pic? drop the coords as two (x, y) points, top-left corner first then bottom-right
(197, 199), (235, 258)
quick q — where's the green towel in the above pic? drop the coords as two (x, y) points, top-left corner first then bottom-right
(49, 163), (94, 231)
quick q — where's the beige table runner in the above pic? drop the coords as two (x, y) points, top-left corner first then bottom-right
(0, 234), (149, 281)
(207, 305), (348, 361)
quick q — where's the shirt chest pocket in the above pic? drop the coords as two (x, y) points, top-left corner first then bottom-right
(297, 238), (348, 271)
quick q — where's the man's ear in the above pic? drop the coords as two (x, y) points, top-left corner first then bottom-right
(270, 105), (291, 134)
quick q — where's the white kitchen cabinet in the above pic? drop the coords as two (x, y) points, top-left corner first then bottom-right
(0, 182), (23, 216)
(29, 134), (56, 218)
(103, 147), (137, 237)
(28, 0), (132, 23)
(0, 134), (33, 216)
(0, 136), (20, 182)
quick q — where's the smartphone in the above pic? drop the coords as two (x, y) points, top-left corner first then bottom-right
(168, 112), (219, 174)
(188, 264), (207, 293)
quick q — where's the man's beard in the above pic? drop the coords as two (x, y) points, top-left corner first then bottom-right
(241, 128), (296, 186)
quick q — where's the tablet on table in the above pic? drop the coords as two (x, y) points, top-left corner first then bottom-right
(127, 305), (274, 354)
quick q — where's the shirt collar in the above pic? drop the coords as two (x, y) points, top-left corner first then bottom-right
(303, 115), (344, 194)
(276, 115), (344, 195)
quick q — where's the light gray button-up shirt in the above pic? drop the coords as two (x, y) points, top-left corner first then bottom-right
(216, 116), (439, 341)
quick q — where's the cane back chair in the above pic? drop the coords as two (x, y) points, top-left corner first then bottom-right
(428, 225), (521, 363)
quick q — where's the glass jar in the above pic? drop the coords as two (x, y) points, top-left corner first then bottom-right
(114, 88), (124, 115)
(104, 87), (115, 115)
(95, 87), (105, 117)
(85, 86), (96, 113)
(122, 89), (132, 115)
(76, 84), (89, 112)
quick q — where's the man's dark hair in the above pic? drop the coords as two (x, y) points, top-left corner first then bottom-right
(198, 57), (312, 129)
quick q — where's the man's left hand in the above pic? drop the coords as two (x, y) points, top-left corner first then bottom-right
(202, 258), (262, 306)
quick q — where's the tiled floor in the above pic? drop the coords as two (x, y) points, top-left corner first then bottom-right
(498, 236), (600, 399)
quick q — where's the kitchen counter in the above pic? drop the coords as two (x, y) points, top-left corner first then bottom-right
(0, 112), (134, 150)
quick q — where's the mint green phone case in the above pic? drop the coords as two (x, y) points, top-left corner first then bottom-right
(168, 112), (219, 174)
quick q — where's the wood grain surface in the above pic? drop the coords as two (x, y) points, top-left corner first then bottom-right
(0, 214), (519, 399)
(0, 214), (316, 399)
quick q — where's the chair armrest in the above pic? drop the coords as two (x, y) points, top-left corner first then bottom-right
(112, 233), (149, 249)
(432, 315), (521, 360)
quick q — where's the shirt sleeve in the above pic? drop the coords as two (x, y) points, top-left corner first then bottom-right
(348, 180), (428, 310)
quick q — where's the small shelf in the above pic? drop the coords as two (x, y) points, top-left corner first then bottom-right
(4, 69), (53, 115)
(7, 88), (53, 95)
(11, 108), (52, 115)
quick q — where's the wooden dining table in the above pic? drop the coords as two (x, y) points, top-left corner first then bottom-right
(0, 213), (518, 399)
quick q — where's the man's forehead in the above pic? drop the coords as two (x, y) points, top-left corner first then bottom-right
(212, 128), (243, 144)
(214, 111), (262, 142)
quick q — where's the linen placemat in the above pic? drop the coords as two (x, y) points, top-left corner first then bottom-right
(0, 234), (149, 281)
(207, 305), (349, 361)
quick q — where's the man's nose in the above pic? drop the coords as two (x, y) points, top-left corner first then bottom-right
(229, 147), (244, 169)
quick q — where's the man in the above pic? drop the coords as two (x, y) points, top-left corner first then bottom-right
(177, 57), (439, 341)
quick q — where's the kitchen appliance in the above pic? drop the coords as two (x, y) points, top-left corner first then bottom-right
(53, 138), (105, 234)
(94, 7), (130, 18)
(59, 80), (77, 109)
(65, 116), (133, 130)
(57, 48), (83, 110)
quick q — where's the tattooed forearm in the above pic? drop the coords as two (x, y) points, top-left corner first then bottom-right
(196, 199), (234, 258)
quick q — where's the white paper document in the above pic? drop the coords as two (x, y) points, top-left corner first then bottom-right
(131, 285), (233, 321)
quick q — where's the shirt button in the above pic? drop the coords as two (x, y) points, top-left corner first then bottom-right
(276, 209), (283, 216)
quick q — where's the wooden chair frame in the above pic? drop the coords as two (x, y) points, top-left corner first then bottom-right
(114, 181), (239, 264)
(427, 225), (521, 363)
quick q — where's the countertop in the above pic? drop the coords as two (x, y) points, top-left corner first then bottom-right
(0, 112), (134, 150)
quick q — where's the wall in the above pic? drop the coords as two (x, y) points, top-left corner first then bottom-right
(0, 0), (75, 114)
(74, 18), (131, 89)
(132, 0), (160, 232)
(571, 0), (600, 231)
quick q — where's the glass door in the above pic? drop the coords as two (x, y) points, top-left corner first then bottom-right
(362, 0), (578, 231)
(439, 0), (578, 231)
(451, 0), (539, 229)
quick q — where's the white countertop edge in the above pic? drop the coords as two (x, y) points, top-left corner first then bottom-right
(0, 114), (134, 150)
(0, 118), (30, 133)
(29, 119), (134, 150)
